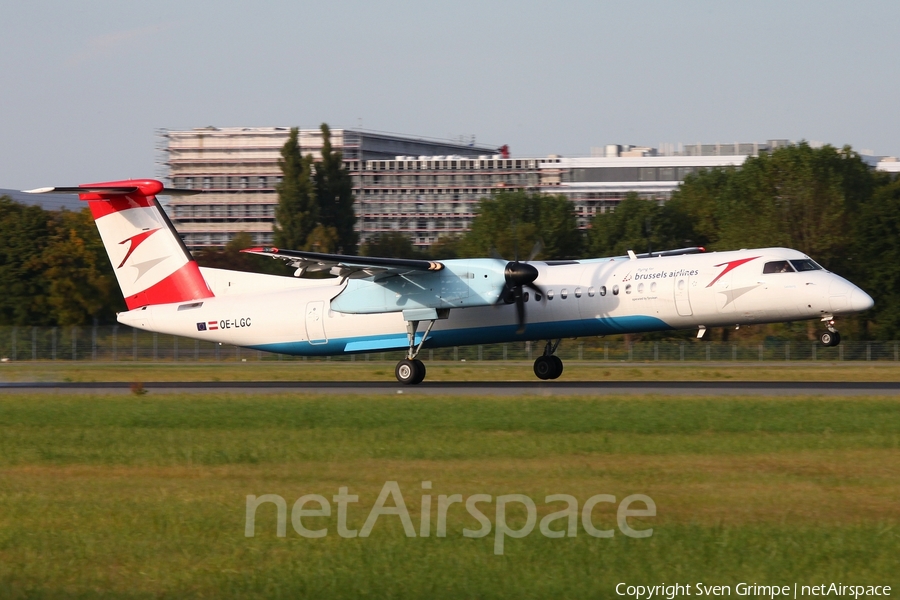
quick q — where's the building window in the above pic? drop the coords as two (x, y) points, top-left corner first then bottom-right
(639, 168), (657, 182)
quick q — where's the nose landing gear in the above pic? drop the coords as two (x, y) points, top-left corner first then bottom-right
(534, 339), (563, 380)
(820, 317), (841, 347)
(820, 330), (841, 347)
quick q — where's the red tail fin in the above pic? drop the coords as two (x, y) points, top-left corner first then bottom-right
(28, 179), (213, 309)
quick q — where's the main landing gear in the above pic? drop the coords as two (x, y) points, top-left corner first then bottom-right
(395, 357), (426, 385)
(395, 318), (436, 385)
(820, 317), (841, 347)
(533, 339), (563, 380)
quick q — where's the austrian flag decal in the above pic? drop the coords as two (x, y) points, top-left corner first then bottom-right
(197, 321), (219, 332)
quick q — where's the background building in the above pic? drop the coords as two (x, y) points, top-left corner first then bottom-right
(162, 127), (498, 248)
(355, 155), (543, 246)
(877, 156), (900, 173)
(165, 129), (870, 251)
(350, 141), (788, 245)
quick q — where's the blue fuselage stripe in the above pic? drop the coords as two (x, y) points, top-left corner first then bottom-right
(250, 315), (671, 356)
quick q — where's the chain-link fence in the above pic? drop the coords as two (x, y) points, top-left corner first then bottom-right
(1, 326), (898, 363)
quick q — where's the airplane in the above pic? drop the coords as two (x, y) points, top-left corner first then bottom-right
(25, 179), (874, 384)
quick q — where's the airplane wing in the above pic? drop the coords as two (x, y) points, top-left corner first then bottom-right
(241, 247), (444, 279)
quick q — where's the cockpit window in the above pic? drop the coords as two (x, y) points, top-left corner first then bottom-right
(763, 261), (795, 274)
(790, 259), (823, 272)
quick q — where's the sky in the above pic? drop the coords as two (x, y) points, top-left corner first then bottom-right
(1, 0), (898, 190)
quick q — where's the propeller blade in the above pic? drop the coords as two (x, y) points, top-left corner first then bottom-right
(501, 261), (540, 334)
(515, 288), (526, 334)
(527, 240), (543, 262)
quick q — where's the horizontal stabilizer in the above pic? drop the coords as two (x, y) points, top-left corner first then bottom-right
(24, 186), (200, 196)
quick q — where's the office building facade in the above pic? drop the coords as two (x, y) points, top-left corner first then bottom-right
(162, 127), (498, 248)
(162, 128), (790, 250)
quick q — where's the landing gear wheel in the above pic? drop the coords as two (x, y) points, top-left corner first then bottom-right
(534, 355), (563, 380)
(820, 331), (841, 347)
(534, 356), (554, 380)
(411, 359), (426, 384)
(550, 355), (563, 379)
(396, 358), (426, 385)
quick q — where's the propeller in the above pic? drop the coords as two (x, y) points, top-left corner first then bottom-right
(498, 240), (544, 334)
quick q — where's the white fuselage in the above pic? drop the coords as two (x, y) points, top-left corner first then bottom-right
(116, 248), (873, 356)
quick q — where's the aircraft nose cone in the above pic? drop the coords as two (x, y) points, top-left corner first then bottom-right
(850, 289), (874, 312)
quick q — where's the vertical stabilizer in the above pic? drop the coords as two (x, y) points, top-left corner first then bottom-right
(26, 179), (214, 309)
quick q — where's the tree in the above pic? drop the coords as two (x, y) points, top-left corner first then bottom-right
(462, 191), (582, 259)
(852, 174), (900, 338)
(39, 208), (121, 325)
(0, 200), (123, 325)
(360, 232), (421, 259)
(314, 123), (356, 253)
(671, 143), (873, 272)
(274, 127), (317, 250)
(587, 193), (696, 257)
(587, 192), (649, 256)
(194, 232), (287, 275)
(0, 196), (53, 324)
(303, 224), (340, 254)
(426, 234), (464, 260)
(665, 167), (734, 248)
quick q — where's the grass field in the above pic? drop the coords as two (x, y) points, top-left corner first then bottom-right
(1, 393), (898, 598)
(4, 360), (900, 383)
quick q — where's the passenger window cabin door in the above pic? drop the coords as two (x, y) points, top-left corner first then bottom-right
(305, 301), (327, 345)
(674, 275), (693, 316)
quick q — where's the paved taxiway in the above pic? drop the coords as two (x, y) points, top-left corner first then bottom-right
(1, 381), (898, 395)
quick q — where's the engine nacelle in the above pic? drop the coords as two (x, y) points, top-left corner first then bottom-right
(330, 259), (509, 314)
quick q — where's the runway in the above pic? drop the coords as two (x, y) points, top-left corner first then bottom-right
(1, 380), (898, 395)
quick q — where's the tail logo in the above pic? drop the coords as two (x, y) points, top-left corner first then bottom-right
(118, 228), (162, 268)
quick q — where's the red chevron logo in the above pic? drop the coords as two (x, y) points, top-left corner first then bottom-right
(118, 228), (161, 268)
(706, 256), (760, 287)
